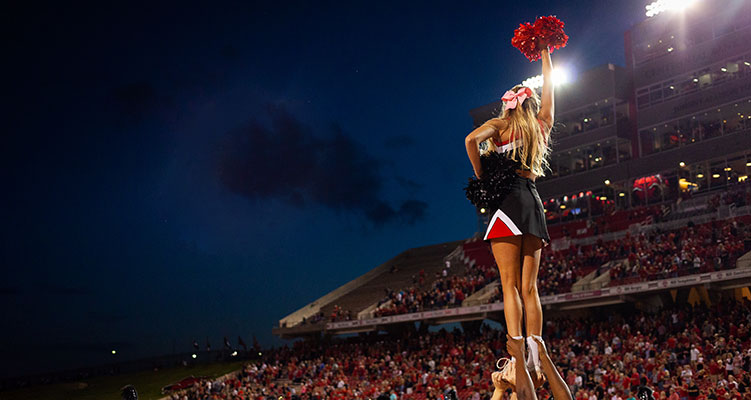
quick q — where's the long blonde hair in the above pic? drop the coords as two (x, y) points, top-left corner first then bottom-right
(488, 85), (551, 176)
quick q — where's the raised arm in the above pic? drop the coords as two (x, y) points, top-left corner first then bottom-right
(538, 48), (554, 130)
(534, 337), (573, 400)
(506, 335), (538, 400)
(465, 118), (508, 179)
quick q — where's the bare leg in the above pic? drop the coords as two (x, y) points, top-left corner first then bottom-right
(520, 234), (545, 387)
(520, 234), (543, 337)
(490, 236), (523, 338)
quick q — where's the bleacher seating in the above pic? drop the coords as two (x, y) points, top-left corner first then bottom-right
(174, 299), (751, 400)
(292, 241), (462, 326)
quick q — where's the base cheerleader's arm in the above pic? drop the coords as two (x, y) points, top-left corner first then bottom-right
(464, 118), (508, 179)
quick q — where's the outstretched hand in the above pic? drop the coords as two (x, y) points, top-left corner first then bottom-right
(532, 336), (548, 358)
(506, 335), (526, 361)
(492, 371), (511, 391)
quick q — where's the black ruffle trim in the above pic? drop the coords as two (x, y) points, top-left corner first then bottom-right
(464, 151), (521, 211)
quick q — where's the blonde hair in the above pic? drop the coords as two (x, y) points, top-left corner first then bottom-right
(485, 85), (551, 176)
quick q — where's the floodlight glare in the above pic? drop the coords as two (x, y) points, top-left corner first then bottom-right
(520, 67), (571, 90)
(645, 0), (700, 18)
(552, 68), (570, 85)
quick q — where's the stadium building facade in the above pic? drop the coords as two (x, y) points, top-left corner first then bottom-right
(470, 0), (751, 231)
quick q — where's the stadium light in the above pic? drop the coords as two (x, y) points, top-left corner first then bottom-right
(192, 353), (197, 359)
(645, 0), (700, 18)
(520, 67), (571, 90)
(111, 350), (116, 355)
(231, 351), (238, 357)
(552, 68), (570, 85)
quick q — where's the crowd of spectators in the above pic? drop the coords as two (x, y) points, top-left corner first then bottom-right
(303, 186), (751, 324)
(298, 305), (353, 326)
(606, 218), (748, 286)
(329, 305), (353, 322)
(374, 260), (496, 317)
(371, 214), (749, 317)
(169, 298), (751, 400)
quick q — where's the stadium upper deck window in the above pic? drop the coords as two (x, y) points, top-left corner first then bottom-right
(637, 89), (650, 110)
(635, 52), (751, 109)
(650, 84), (663, 103)
(662, 80), (677, 100)
(617, 141), (632, 162)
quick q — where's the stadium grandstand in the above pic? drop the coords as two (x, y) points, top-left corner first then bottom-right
(11, 1), (750, 400)
(273, 0), (751, 339)
(223, 1), (751, 399)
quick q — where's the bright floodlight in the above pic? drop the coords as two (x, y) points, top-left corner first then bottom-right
(520, 67), (570, 90)
(191, 353), (197, 359)
(552, 68), (570, 85)
(645, 0), (700, 17)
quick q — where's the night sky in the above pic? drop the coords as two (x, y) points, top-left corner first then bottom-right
(3, 1), (645, 377)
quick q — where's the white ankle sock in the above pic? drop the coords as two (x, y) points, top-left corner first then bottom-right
(526, 336), (540, 368)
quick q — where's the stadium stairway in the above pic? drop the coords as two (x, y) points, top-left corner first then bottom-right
(354, 241), (469, 319)
(739, 249), (751, 269)
(279, 241), (463, 328)
(462, 280), (499, 306)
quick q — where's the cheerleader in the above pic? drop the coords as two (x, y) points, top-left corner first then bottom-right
(465, 40), (556, 389)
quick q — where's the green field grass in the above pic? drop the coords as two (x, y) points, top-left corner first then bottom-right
(0, 361), (245, 400)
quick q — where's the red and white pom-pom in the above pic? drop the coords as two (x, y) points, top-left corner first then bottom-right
(510, 22), (539, 62)
(534, 16), (568, 53)
(511, 15), (568, 62)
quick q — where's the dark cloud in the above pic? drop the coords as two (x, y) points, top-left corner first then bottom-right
(395, 176), (422, 192)
(217, 106), (427, 225)
(383, 134), (415, 149)
(367, 200), (428, 227)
